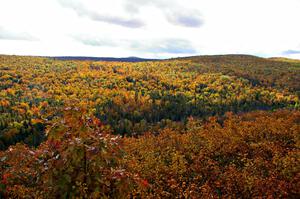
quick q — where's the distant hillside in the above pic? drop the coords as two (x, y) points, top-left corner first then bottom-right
(51, 56), (160, 62)
(269, 57), (300, 63)
(172, 54), (269, 63)
(173, 54), (300, 92)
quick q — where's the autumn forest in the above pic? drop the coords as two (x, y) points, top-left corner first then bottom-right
(0, 54), (299, 198)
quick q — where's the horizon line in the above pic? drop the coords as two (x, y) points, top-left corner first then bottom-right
(0, 53), (299, 61)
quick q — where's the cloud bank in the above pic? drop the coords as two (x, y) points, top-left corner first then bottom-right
(130, 39), (196, 54)
(0, 26), (37, 41)
(73, 34), (196, 55)
(123, 0), (204, 28)
(282, 49), (300, 55)
(166, 10), (204, 28)
(58, 0), (145, 28)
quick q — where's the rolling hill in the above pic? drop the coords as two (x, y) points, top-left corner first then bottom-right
(0, 54), (299, 198)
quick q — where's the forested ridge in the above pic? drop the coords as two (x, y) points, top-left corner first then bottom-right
(0, 54), (299, 198)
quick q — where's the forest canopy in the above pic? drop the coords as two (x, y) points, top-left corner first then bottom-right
(0, 55), (299, 198)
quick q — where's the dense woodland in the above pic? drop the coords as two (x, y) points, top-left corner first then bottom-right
(0, 54), (299, 198)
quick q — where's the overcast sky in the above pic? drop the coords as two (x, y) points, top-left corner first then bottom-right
(0, 0), (300, 59)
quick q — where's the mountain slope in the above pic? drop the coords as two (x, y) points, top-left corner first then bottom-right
(173, 54), (300, 92)
(51, 56), (160, 62)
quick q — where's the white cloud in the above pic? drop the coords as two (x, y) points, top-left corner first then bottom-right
(57, 0), (145, 28)
(0, 0), (299, 58)
(0, 26), (37, 41)
(165, 9), (204, 28)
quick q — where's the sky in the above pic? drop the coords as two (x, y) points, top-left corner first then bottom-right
(0, 0), (300, 59)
